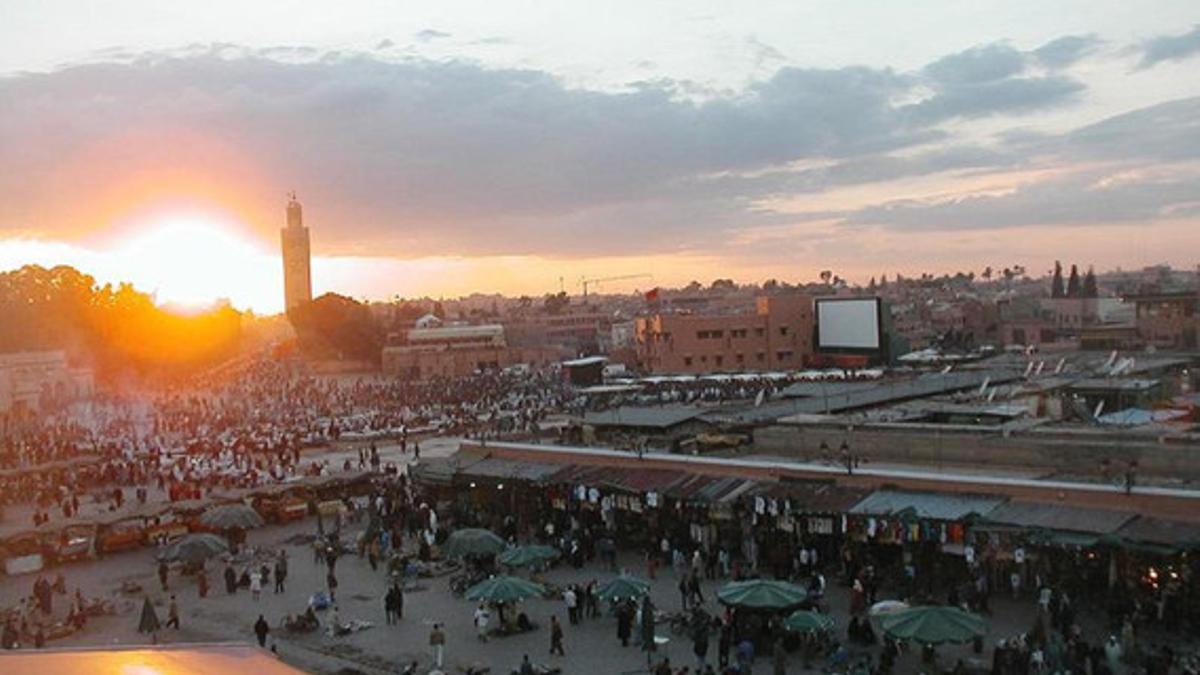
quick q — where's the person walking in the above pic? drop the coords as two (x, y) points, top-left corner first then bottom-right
(474, 604), (490, 642)
(384, 587), (398, 625)
(274, 554), (287, 594)
(165, 596), (180, 630)
(326, 570), (338, 602)
(197, 569), (208, 599)
(158, 561), (170, 592)
(224, 563), (237, 595)
(550, 615), (565, 656)
(564, 586), (578, 625)
(429, 623), (445, 668)
(250, 570), (262, 601)
(254, 614), (270, 647)
(773, 637), (787, 675)
(617, 601), (633, 647)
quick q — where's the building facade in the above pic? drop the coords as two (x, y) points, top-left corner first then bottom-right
(635, 293), (814, 373)
(0, 350), (94, 414)
(280, 194), (313, 314)
(382, 324), (564, 379)
(1126, 291), (1199, 350)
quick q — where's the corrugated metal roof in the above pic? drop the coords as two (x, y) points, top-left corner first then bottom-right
(460, 457), (563, 482)
(1117, 517), (1200, 548)
(849, 489), (1006, 521)
(584, 405), (705, 429)
(984, 501), (1134, 534)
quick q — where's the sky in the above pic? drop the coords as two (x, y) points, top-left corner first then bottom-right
(1, 1), (1199, 313)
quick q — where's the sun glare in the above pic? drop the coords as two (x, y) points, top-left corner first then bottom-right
(112, 218), (280, 312)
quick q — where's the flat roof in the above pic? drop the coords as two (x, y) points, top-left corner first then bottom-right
(562, 356), (608, 367)
(984, 501), (1135, 534)
(0, 643), (306, 675)
(849, 489), (1007, 521)
(584, 405), (704, 429)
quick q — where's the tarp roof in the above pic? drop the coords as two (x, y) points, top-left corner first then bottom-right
(458, 457), (563, 483)
(1117, 517), (1200, 549)
(984, 501), (1135, 535)
(753, 481), (871, 514)
(0, 643), (306, 675)
(850, 489), (1006, 521)
(584, 405), (705, 429)
(562, 356), (608, 367)
(410, 450), (487, 485)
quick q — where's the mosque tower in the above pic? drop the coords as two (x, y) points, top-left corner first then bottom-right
(280, 192), (312, 315)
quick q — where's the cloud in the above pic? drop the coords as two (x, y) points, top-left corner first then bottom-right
(1137, 24), (1200, 69)
(845, 171), (1200, 230)
(0, 37), (1190, 261)
(908, 42), (1086, 123)
(1033, 34), (1102, 69)
(375, 39), (395, 51)
(414, 29), (452, 42)
(925, 43), (1027, 84)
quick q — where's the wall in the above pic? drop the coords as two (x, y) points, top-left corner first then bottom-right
(754, 422), (1200, 480)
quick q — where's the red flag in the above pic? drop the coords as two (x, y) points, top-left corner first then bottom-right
(645, 287), (660, 302)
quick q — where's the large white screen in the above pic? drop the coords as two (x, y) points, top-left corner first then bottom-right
(817, 298), (880, 349)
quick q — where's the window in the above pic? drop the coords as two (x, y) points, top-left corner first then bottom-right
(711, 330), (724, 338)
(731, 328), (747, 338)
(756, 352), (765, 362)
(736, 354), (745, 363)
(700, 355), (708, 362)
(755, 328), (765, 337)
(777, 350), (793, 361)
(779, 326), (789, 336)
(684, 357), (693, 367)
(715, 355), (723, 367)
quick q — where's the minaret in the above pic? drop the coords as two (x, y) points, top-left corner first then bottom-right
(280, 192), (312, 315)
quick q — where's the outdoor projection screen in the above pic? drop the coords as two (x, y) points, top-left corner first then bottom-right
(816, 298), (881, 350)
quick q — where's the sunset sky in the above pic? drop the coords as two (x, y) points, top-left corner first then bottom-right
(2, 2), (1199, 313)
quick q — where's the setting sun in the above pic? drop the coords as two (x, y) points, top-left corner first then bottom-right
(112, 219), (281, 312)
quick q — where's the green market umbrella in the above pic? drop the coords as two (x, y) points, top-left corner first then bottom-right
(783, 609), (834, 633)
(880, 605), (987, 645)
(497, 545), (560, 568)
(156, 533), (230, 564)
(444, 528), (507, 558)
(717, 579), (807, 610)
(200, 503), (265, 530)
(597, 574), (652, 603)
(138, 597), (160, 634)
(464, 576), (546, 603)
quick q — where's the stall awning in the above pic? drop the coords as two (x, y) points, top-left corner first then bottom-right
(849, 490), (1006, 521)
(983, 501), (1135, 535)
(458, 457), (563, 483)
(1116, 517), (1200, 551)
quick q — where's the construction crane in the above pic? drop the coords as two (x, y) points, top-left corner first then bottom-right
(579, 273), (652, 299)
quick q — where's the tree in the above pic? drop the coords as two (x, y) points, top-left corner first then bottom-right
(1066, 264), (1081, 298)
(289, 293), (382, 363)
(819, 270), (833, 285)
(1051, 261), (1065, 298)
(878, 275), (888, 288)
(542, 291), (569, 315)
(982, 266), (993, 281)
(1083, 266), (1098, 298)
(867, 276), (877, 291)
